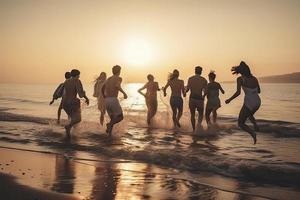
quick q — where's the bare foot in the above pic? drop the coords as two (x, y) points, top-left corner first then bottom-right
(57, 119), (60, 125)
(106, 123), (113, 136)
(250, 132), (257, 144)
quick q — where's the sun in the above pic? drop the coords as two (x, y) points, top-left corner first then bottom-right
(121, 38), (154, 67)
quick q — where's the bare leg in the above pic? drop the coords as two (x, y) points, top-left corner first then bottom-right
(238, 106), (257, 144)
(65, 110), (81, 138)
(57, 102), (63, 124)
(212, 110), (217, 123)
(205, 107), (212, 125)
(100, 111), (105, 126)
(147, 109), (151, 125)
(147, 104), (157, 126)
(176, 106), (183, 128)
(106, 114), (124, 136)
(197, 102), (204, 126)
(189, 106), (196, 131)
(171, 106), (178, 127)
(248, 115), (259, 131)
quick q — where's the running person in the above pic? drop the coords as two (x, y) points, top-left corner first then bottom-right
(225, 61), (261, 144)
(205, 71), (225, 125)
(163, 69), (186, 128)
(138, 74), (160, 125)
(93, 72), (107, 125)
(49, 72), (71, 124)
(102, 65), (127, 136)
(63, 69), (89, 138)
(186, 66), (207, 131)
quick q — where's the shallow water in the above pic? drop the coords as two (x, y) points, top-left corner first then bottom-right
(0, 83), (300, 199)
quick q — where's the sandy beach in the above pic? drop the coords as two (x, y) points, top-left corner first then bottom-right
(0, 147), (245, 200)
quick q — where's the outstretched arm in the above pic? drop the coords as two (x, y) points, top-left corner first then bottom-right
(163, 81), (170, 97)
(156, 82), (160, 91)
(225, 77), (241, 104)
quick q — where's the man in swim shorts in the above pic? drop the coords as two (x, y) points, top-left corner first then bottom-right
(102, 65), (128, 136)
(186, 66), (208, 131)
(63, 69), (89, 137)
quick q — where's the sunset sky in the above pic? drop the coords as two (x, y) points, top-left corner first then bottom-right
(1, 0), (299, 84)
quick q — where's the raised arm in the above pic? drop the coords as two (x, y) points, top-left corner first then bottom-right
(225, 77), (242, 104)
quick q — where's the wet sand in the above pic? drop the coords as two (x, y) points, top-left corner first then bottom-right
(0, 147), (281, 200)
(0, 173), (78, 200)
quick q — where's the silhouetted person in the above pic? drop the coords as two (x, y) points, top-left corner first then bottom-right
(94, 72), (107, 126)
(205, 71), (225, 125)
(225, 61), (261, 144)
(49, 72), (71, 124)
(102, 65), (127, 136)
(186, 66), (207, 131)
(138, 74), (160, 125)
(63, 69), (89, 138)
(163, 69), (186, 127)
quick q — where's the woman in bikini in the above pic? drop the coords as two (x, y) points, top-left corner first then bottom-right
(225, 61), (261, 144)
(205, 71), (225, 125)
(163, 69), (186, 128)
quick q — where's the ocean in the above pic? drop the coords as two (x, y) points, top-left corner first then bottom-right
(0, 82), (299, 199)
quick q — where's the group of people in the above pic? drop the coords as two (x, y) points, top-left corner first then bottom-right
(50, 61), (261, 144)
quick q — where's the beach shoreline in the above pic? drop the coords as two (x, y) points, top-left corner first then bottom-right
(0, 146), (299, 200)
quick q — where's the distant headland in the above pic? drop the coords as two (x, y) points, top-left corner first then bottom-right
(222, 72), (300, 83)
(259, 72), (300, 83)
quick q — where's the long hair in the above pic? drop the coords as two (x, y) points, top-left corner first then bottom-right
(95, 72), (107, 83)
(168, 69), (179, 82)
(231, 61), (252, 77)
